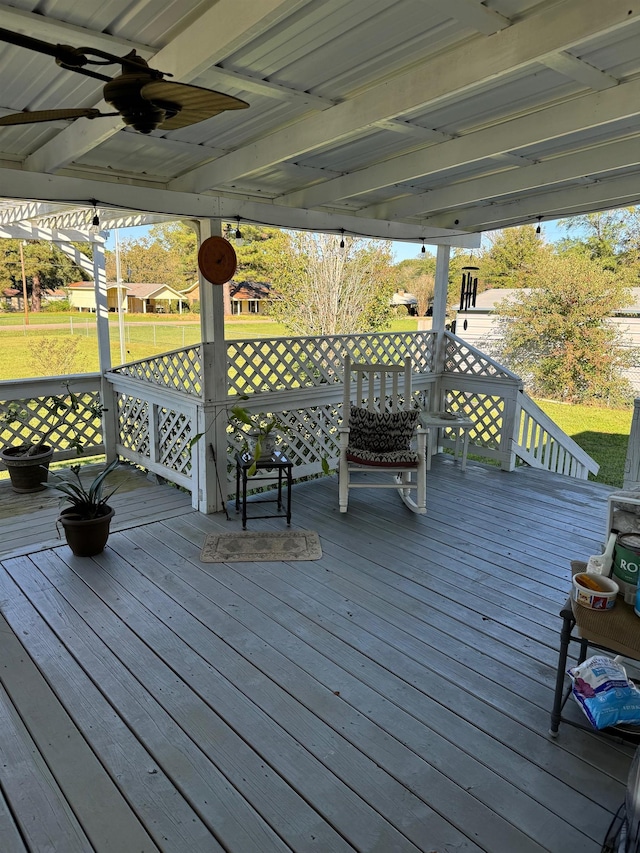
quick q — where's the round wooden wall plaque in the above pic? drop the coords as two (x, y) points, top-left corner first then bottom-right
(197, 236), (237, 284)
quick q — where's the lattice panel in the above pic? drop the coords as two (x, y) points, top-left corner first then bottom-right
(117, 396), (150, 457)
(444, 335), (514, 380)
(225, 400), (341, 477)
(0, 391), (103, 455)
(157, 408), (193, 474)
(112, 346), (202, 395)
(445, 389), (504, 449)
(226, 331), (436, 396)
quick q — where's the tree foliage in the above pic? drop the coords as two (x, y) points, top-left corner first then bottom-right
(394, 257), (436, 314)
(494, 252), (635, 404)
(105, 228), (195, 290)
(481, 225), (548, 289)
(0, 240), (89, 311)
(259, 232), (397, 335)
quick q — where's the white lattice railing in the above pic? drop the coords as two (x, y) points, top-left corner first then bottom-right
(101, 329), (599, 505)
(438, 334), (599, 479)
(226, 331), (436, 395)
(112, 345), (202, 394)
(513, 393), (599, 479)
(105, 372), (199, 491)
(0, 374), (105, 466)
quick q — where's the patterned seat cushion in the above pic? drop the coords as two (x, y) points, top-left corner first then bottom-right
(346, 406), (419, 467)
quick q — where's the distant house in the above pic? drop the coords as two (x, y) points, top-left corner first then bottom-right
(2, 286), (68, 310)
(183, 278), (271, 315)
(391, 289), (419, 316)
(67, 281), (188, 313)
(455, 287), (640, 392)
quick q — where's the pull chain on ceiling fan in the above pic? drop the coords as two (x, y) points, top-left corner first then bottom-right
(0, 27), (249, 134)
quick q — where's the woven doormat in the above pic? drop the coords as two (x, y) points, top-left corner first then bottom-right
(200, 530), (322, 562)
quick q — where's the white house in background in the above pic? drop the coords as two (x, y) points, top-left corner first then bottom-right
(68, 281), (188, 314)
(456, 287), (640, 392)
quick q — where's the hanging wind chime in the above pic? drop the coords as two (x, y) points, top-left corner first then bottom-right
(458, 266), (479, 332)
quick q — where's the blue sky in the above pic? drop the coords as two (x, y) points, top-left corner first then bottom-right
(105, 219), (567, 261)
(390, 218), (565, 263)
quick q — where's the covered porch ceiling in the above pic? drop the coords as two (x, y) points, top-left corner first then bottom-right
(0, 1), (638, 245)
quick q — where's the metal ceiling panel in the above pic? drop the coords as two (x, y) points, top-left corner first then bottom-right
(0, 0), (638, 245)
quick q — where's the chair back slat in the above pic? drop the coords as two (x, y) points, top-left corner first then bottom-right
(344, 355), (413, 414)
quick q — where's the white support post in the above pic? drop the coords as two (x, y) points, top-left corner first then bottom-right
(624, 398), (640, 488)
(431, 244), (450, 408)
(92, 238), (118, 464)
(194, 219), (229, 513)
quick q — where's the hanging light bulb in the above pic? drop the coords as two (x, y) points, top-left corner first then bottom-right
(536, 216), (542, 235)
(90, 200), (100, 233)
(339, 229), (345, 249)
(421, 239), (426, 254)
(235, 215), (243, 241)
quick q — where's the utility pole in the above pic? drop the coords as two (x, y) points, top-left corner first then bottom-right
(19, 240), (29, 325)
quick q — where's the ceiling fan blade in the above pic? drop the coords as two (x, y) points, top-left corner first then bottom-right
(140, 81), (249, 130)
(0, 108), (103, 126)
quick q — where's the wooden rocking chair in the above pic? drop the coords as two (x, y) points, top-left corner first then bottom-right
(338, 355), (427, 514)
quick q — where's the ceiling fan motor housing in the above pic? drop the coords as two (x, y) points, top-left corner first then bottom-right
(103, 72), (180, 133)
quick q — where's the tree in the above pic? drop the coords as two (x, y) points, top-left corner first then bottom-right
(0, 240), (89, 311)
(494, 252), (635, 405)
(394, 257), (436, 314)
(105, 234), (191, 290)
(261, 232), (396, 335)
(557, 210), (631, 270)
(481, 226), (548, 289)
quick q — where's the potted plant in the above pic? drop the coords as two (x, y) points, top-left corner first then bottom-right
(0, 384), (104, 493)
(45, 458), (120, 556)
(229, 404), (289, 474)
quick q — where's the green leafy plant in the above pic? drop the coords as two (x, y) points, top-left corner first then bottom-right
(229, 404), (289, 475)
(44, 458), (120, 519)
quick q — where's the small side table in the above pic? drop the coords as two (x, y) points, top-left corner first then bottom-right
(235, 450), (293, 530)
(419, 411), (473, 471)
(549, 560), (640, 740)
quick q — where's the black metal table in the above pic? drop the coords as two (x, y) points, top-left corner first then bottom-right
(235, 450), (293, 529)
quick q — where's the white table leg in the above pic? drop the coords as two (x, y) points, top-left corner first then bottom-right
(461, 429), (470, 471)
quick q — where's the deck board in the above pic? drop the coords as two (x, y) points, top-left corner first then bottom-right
(0, 455), (635, 852)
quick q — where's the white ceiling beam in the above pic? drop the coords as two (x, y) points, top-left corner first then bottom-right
(539, 51), (619, 90)
(0, 4), (153, 57)
(24, 0), (308, 175)
(361, 136), (640, 220)
(169, 0), (640, 194)
(0, 166), (479, 247)
(203, 66), (336, 110)
(346, 76), (640, 219)
(424, 173), (640, 231)
(440, 0), (511, 35)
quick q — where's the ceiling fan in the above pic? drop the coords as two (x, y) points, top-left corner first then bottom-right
(0, 27), (249, 134)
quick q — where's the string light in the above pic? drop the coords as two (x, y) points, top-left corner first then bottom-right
(90, 199), (100, 233)
(421, 239), (426, 254)
(536, 216), (542, 235)
(235, 215), (242, 241)
(339, 228), (345, 249)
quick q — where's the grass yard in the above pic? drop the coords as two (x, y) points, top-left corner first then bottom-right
(534, 399), (632, 488)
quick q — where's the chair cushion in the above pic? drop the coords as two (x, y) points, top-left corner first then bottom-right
(346, 447), (420, 467)
(347, 406), (419, 456)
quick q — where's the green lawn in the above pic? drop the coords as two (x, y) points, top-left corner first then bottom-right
(534, 399), (632, 488)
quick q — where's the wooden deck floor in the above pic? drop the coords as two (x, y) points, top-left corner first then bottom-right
(0, 456), (634, 853)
